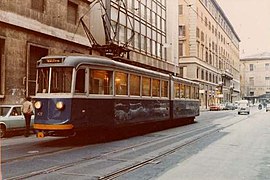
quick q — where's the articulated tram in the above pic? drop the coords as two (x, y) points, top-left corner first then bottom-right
(33, 55), (199, 137)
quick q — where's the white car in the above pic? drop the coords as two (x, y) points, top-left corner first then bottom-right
(237, 100), (250, 115)
(0, 105), (34, 137)
(219, 103), (226, 110)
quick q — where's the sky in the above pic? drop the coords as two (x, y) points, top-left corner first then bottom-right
(216, 0), (270, 58)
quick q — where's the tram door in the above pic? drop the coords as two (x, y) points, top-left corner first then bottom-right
(27, 45), (48, 96)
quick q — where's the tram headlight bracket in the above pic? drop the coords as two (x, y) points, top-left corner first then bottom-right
(56, 101), (65, 110)
(34, 101), (42, 109)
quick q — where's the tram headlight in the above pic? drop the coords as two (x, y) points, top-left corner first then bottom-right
(34, 101), (42, 109)
(56, 101), (65, 110)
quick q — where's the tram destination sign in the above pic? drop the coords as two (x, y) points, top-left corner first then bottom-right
(42, 58), (63, 64)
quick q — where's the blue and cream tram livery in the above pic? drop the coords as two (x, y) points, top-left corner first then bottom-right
(33, 55), (199, 137)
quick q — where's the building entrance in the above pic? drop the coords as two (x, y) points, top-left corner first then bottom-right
(27, 45), (48, 96)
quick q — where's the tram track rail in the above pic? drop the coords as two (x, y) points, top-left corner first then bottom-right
(98, 115), (250, 180)
(4, 112), (252, 180)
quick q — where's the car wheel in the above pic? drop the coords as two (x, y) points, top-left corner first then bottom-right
(0, 125), (6, 138)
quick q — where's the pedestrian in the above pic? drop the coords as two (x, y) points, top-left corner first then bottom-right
(22, 96), (34, 137)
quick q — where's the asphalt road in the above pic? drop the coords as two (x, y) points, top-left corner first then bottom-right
(1, 107), (268, 180)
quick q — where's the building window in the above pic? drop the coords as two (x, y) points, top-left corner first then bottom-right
(196, 27), (200, 38)
(179, 5), (183, 15)
(67, 1), (78, 24)
(201, 45), (204, 60)
(266, 63), (269, 70)
(179, 43), (183, 56)
(205, 51), (208, 63)
(249, 77), (254, 86)
(31, 0), (45, 12)
(201, 70), (204, 80)
(266, 77), (270, 87)
(201, 31), (204, 42)
(179, 25), (185, 36)
(179, 67), (184, 77)
(249, 64), (254, 71)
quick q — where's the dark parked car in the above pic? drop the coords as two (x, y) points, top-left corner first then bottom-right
(0, 105), (34, 137)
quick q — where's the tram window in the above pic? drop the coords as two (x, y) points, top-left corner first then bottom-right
(115, 72), (128, 95)
(51, 67), (72, 93)
(75, 69), (86, 93)
(37, 68), (49, 93)
(180, 84), (185, 98)
(89, 70), (113, 95)
(191, 86), (195, 99)
(152, 79), (160, 97)
(174, 83), (180, 98)
(161, 81), (168, 97)
(142, 77), (151, 96)
(130, 74), (140, 96)
(195, 87), (199, 99)
(185, 85), (191, 98)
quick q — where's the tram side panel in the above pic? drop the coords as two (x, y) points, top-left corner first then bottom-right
(172, 99), (200, 121)
(71, 98), (171, 129)
(114, 99), (170, 126)
(71, 98), (115, 129)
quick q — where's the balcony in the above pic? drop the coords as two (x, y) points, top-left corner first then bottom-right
(221, 69), (233, 80)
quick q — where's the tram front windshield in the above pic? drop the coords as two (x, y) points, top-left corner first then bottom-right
(37, 67), (73, 93)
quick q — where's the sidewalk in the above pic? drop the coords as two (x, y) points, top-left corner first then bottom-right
(158, 109), (270, 180)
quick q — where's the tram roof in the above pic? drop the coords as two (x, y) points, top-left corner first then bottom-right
(38, 55), (199, 85)
(38, 55), (170, 78)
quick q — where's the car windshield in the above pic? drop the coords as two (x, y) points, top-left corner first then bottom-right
(239, 103), (248, 107)
(0, 107), (10, 116)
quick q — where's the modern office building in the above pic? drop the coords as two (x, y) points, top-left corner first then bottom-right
(178, 0), (241, 108)
(240, 52), (270, 104)
(0, 0), (179, 104)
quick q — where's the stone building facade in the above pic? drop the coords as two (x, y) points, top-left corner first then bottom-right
(0, 0), (180, 105)
(240, 52), (270, 104)
(178, 0), (241, 108)
(0, 0), (92, 104)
